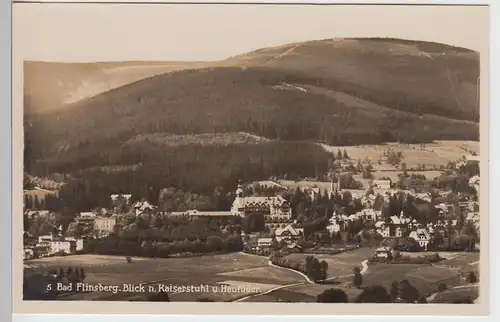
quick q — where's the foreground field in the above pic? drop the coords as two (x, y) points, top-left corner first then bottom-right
(430, 285), (479, 303)
(284, 247), (374, 279)
(24, 249), (480, 303)
(241, 249), (480, 303)
(24, 253), (306, 301)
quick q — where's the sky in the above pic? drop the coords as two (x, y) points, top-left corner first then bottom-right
(13, 3), (488, 62)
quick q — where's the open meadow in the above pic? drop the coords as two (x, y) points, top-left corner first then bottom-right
(320, 140), (478, 169)
(284, 247), (374, 279)
(239, 248), (480, 303)
(24, 252), (307, 302)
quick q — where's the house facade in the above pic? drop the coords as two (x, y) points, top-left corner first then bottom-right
(326, 217), (342, 234)
(376, 216), (410, 238)
(94, 216), (117, 233)
(76, 212), (96, 228)
(33, 244), (50, 258)
(49, 240), (75, 254)
(372, 179), (392, 189)
(274, 224), (301, 244)
(409, 228), (431, 249)
(257, 237), (274, 249)
(65, 237), (85, 251)
(231, 184), (292, 226)
(358, 209), (378, 221)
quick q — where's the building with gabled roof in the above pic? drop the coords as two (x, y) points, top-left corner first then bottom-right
(409, 228), (431, 249)
(133, 200), (155, 216)
(274, 224), (302, 244)
(231, 184), (292, 227)
(376, 214), (410, 238)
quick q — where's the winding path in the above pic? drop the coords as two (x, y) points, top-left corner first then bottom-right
(233, 255), (370, 302)
(324, 259), (369, 282)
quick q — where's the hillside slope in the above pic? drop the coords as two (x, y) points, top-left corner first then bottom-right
(24, 38), (480, 202)
(224, 38), (479, 122)
(25, 38), (479, 120)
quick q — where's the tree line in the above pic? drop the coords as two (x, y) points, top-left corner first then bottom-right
(269, 254), (329, 282)
(30, 141), (331, 212)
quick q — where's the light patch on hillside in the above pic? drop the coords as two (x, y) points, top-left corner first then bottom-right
(271, 83), (308, 93)
(331, 38), (460, 59)
(84, 163), (143, 174)
(319, 140), (479, 169)
(25, 174), (66, 190)
(124, 132), (272, 147)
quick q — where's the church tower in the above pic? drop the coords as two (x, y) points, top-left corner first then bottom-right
(231, 181), (245, 217)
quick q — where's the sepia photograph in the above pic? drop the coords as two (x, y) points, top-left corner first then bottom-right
(12, 1), (489, 316)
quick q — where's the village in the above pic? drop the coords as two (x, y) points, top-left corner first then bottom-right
(23, 148), (481, 264)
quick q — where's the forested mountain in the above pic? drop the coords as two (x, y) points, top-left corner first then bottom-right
(24, 38), (480, 208)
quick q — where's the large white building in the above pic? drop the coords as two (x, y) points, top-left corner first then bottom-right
(231, 184), (291, 219)
(94, 216), (117, 233)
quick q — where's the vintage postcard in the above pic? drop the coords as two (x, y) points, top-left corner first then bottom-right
(12, 1), (490, 316)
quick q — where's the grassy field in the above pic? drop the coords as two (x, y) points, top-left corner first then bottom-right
(24, 253), (306, 302)
(25, 248), (480, 303)
(436, 252), (480, 276)
(240, 247), (371, 302)
(320, 141), (478, 169)
(437, 252), (480, 267)
(284, 247), (374, 279)
(244, 248), (480, 303)
(23, 188), (58, 202)
(430, 285), (479, 303)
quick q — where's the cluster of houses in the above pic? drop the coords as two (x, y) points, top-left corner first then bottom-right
(23, 230), (85, 260)
(245, 223), (304, 252)
(23, 196), (157, 259)
(249, 168), (480, 253)
(24, 156), (480, 259)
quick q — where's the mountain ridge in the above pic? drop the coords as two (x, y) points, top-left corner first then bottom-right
(25, 37), (479, 116)
(24, 37), (480, 200)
